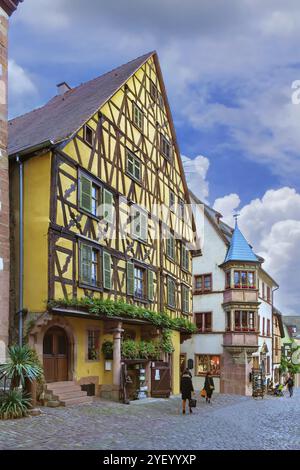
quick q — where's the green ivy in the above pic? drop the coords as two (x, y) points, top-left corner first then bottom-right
(48, 298), (197, 334)
(280, 344), (300, 375)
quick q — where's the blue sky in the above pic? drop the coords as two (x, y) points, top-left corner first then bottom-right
(8, 0), (300, 314)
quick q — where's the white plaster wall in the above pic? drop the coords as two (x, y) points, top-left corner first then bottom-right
(181, 212), (227, 394)
(258, 294), (273, 377)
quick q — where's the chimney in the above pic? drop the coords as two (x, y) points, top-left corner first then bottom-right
(215, 212), (222, 225)
(56, 81), (71, 95)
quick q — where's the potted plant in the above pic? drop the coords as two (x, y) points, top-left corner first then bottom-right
(102, 341), (113, 360)
(0, 344), (44, 420)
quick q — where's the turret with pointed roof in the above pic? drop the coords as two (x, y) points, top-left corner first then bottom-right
(224, 220), (259, 264)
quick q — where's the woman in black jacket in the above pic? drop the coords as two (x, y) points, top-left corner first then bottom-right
(180, 368), (194, 414)
(204, 371), (214, 404)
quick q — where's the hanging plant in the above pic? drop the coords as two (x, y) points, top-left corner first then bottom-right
(48, 298), (197, 334)
(161, 329), (175, 354)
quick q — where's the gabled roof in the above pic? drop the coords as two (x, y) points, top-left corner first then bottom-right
(8, 51), (154, 156)
(189, 190), (233, 245)
(273, 307), (286, 338)
(224, 221), (259, 263)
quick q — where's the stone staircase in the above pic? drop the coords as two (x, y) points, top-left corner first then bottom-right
(45, 381), (94, 407)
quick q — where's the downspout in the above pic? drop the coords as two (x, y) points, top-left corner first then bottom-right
(16, 156), (23, 347)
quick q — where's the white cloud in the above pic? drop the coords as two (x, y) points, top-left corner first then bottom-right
(8, 60), (38, 117)
(10, 0), (300, 186)
(214, 187), (300, 315)
(182, 155), (210, 202)
(14, 0), (69, 30)
(213, 193), (241, 226)
(8, 60), (36, 96)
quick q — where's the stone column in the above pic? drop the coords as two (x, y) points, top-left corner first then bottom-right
(112, 321), (123, 401)
(0, 6), (9, 364)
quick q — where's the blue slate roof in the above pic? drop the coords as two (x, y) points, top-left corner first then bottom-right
(224, 222), (259, 263)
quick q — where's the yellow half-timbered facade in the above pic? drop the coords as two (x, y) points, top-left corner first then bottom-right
(9, 52), (195, 402)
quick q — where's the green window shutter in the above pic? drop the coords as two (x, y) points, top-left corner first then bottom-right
(127, 261), (134, 296)
(103, 188), (113, 223)
(167, 236), (173, 259)
(167, 235), (175, 259)
(168, 278), (175, 308)
(166, 238), (170, 257)
(148, 270), (154, 301)
(103, 252), (112, 290)
(182, 286), (189, 313)
(80, 244), (92, 284)
(182, 244), (188, 270)
(80, 175), (92, 212)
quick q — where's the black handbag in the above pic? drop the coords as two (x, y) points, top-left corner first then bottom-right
(189, 398), (197, 408)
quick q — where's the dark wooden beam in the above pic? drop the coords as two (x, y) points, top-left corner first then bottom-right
(0, 0), (23, 17)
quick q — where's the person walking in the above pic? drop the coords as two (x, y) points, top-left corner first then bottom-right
(285, 375), (294, 398)
(180, 368), (194, 414)
(204, 371), (215, 404)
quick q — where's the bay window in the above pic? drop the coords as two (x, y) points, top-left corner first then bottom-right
(234, 270), (256, 289)
(234, 310), (255, 332)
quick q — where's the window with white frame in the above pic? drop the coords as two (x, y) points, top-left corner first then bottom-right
(131, 207), (148, 242)
(127, 150), (142, 182)
(132, 102), (143, 130)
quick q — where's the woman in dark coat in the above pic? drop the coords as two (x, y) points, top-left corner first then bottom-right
(204, 371), (214, 404)
(180, 368), (194, 414)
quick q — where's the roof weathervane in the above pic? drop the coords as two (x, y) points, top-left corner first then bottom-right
(233, 213), (240, 226)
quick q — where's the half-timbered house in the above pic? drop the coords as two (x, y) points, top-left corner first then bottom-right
(9, 52), (195, 404)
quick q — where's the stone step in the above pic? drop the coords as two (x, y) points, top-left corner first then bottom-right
(47, 381), (76, 388)
(52, 390), (88, 400)
(60, 396), (94, 407)
(46, 382), (80, 390)
(46, 384), (81, 394)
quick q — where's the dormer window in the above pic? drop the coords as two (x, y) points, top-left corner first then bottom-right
(84, 124), (94, 147)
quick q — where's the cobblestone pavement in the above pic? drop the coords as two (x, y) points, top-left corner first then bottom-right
(0, 389), (299, 450)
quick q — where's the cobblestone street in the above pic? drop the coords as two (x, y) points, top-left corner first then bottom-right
(0, 390), (299, 450)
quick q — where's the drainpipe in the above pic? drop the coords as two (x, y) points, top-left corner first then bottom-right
(16, 156), (23, 347)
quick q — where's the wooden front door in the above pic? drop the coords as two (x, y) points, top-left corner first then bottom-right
(43, 327), (69, 383)
(151, 362), (171, 398)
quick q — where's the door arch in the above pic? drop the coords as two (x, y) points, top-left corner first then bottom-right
(43, 327), (69, 383)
